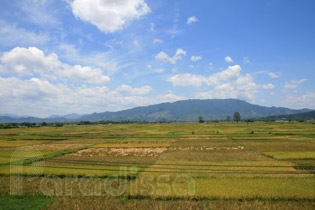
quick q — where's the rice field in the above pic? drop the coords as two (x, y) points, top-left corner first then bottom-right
(0, 122), (314, 209)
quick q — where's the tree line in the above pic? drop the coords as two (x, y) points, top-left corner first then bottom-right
(199, 112), (241, 123)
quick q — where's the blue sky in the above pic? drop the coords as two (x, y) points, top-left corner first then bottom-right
(0, 0), (314, 117)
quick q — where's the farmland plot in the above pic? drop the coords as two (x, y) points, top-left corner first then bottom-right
(0, 122), (314, 209)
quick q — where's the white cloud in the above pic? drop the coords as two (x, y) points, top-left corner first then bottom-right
(186, 16), (198, 24)
(156, 93), (186, 102)
(150, 22), (155, 32)
(147, 64), (164, 73)
(168, 65), (258, 101)
(225, 56), (233, 63)
(262, 83), (275, 89)
(0, 48), (191, 117)
(153, 39), (163, 44)
(282, 91), (315, 109)
(155, 48), (186, 64)
(69, 0), (151, 33)
(191, 55), (202, 62)
(0, 21), (50, 47)
(0, 77), (61, 101)
(58, 44), (123, 76)
(207, 65), (257, 100)
(243, 56), (251, 64)
(168, 65), (253, 87)
(268, 72), (280, 78)
(195, 80), (257, 101)
(155, 52), (169, 62)
(0, 47), (60, 77)
(59, 65), (110, 85)
(195, 82), (257, 101)
(116, 84), (152, 95)
(0, 76), (186, 117)
(284, 79), (307, 89)
(208, 65), (248, 86)
(167, 73), (209, 87)
(0, 47), (110, 85)
(174, 49), (186, 58)
(154, 68), (165, 73)
(0, 76), (111, 117)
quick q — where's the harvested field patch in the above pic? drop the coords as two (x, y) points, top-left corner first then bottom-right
(71, 147), (168, 157)
(93, 143), (170, 148)
(118, 139), (175, 144)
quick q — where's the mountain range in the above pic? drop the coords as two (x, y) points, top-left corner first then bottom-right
(263, 110), (315, 121)
(0, 99), (312, 123)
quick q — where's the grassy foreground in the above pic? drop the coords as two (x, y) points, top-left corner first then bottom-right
(0, 122), (314, 209)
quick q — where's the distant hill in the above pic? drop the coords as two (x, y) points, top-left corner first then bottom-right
(48, 113), (87, 119)
(0, 99), (312, 123)
(264, 110), (315, 121)
(78, 99), (311, 122)
(0, 114), (31, 119)
(0, 116), (71, 124)
(0, 113), (86, 123)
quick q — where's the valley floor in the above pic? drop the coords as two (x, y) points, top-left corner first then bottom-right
(0, 122), (314, 209)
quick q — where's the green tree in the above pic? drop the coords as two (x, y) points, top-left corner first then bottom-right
(21, 122), (32, 127)
(41, 122), (48, 127)
(245, 118), (254, 126)
(226, 116), (231, 122)
(55, 123), (64, 127)
(233, 112), (241, 122)
(198, 115), (204, 123)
